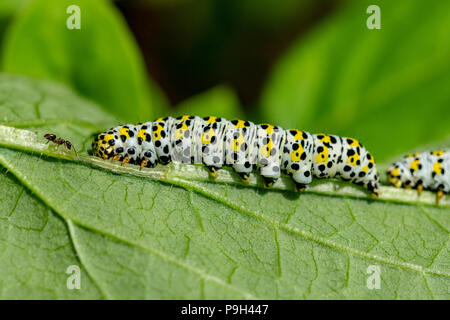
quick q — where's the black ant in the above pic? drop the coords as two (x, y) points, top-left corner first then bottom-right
(44, 133), (77, 155)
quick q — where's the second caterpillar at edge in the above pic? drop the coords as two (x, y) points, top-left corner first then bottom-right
(387, 151), (450, 204)
(92, 115), (380, 197)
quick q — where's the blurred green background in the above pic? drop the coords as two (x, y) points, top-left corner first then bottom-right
(0, 0), (449, 162)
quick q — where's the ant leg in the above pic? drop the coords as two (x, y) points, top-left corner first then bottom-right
(71, 145), (78, 157)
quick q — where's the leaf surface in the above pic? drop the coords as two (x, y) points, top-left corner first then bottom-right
(0, 73), (448, 299)
(0, 170), (102, 299)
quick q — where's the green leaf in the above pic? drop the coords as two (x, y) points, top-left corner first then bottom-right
(0, 0), (31, 58)
(0, 0), (31, 22)
(173, 85), (244, 119)
(0, 0), (31, 27)
(0, 170), (103, 299)
(1, 0), (168, 122)
(261, 0), (450, 162)
(0, 73), (449, 299)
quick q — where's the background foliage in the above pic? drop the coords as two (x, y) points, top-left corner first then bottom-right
(0, 0), (448, 299)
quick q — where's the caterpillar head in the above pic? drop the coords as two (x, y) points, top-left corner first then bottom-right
(386, 162), (411, 188)
(92, 131), (117, 159)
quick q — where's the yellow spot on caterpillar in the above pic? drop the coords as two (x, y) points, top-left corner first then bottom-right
(232, 133), (245, 152)
(406, 153), (420, 158)
(119, 128), (130, 139)
(347, 152), (360, 166)
(260, 138), (273, 157)
(261, 124), (275, 134)
(289, 129), (304, 140)
(432, 150), (444, 157)
(175, 123), (189, 139)
(103, 134), (114, 142)
(362, 165), (369, 173)
(205, 116), (217, 124)
(290, 145), (304, 162)
(388, 167), (402, 188)
(202, 128), (215, 144)
(317, 134), (331, 144)
(433, 162), (443, 175)
(153, 124), (164, 140)
(295, 131), (304, 140)
(137, 129), (147, 141)
(410, 159), (420, 172)
(179, 115), (191, 122)
(315, 145), (329, 163)
(346, 138), (361, 148)
(233, 120), (247, 128)
(391, 168), (400, 177)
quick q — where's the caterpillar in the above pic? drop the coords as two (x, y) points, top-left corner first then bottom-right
(387, 151), (449, 204)
(92, 115), (380, 197)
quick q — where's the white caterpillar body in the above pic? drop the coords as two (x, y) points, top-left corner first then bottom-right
(93, 115), (380, 196)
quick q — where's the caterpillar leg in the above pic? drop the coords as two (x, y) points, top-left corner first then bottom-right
(366, 181), (379, 199)
(207, 166), (219, 179)
(239, 172), (250, 183)
(294, 183), (307, 193)
(416, 183), (423, 196)
(262, 177), (276, 189)
(121, 156), (130, 166)
(139, 159), (148, 170)
(290, 171), (312, 193)
(111, 155), (121, 162)
(436, 188), (444, 205)
(209, 171), (218, 179)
